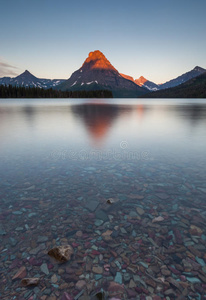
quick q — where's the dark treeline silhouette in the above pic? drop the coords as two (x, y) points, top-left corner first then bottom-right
(0, 85), (113, 98)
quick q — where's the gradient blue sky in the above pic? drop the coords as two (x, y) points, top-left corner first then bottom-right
(0, 0), (206, 83)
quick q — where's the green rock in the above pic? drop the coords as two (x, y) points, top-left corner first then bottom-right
(94, 274), (102, 280)
(28, 213), (37, 218)
(196, 256), (206, 267)
(139, 261), (148, 268)
(12, 211), (22, 215)
(114, 272), (122, 284)
(186, 277), (201, 283)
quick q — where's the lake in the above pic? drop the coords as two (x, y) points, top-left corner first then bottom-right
(0, 98), (206, 299)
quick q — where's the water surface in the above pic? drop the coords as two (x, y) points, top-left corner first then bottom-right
(0, 99), (206, 299)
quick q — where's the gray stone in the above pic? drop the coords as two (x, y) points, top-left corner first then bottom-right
(40, 263), (49, 275)
(30, 244), (46, 255)
(37, 236), (48, 243)
(123, 272), (131, 282)
(85, 200), (99, 212)
(9, 237), (18, 246)
(95, 219), (104, 226)
(95, 209), (108, 221)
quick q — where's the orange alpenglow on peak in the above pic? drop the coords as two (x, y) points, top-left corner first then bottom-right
(82, 50), (118, 71)
(135, 76), (147, 86)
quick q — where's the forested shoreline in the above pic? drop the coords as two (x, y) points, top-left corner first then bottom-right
(0, 85), (113, 98)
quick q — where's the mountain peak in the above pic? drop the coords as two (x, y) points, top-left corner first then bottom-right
(81, 50), (117, 72)
(135, 76), (147, 86)
(193, 66), (205, 72)
(22, 70), (33, 76)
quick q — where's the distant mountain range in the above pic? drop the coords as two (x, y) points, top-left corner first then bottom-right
(0, 70), (65, 89)
(0, 50), (205, 98)
(143, 72), (206, 98)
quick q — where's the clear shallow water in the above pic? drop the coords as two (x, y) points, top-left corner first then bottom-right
(0, 98), (206, 299)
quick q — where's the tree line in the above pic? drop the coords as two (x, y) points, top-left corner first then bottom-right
(0, 85), (113, 98)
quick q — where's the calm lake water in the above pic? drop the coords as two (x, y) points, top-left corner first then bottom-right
(0, 99), (206, 299)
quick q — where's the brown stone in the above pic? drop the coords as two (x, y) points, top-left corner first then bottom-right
(76, 280), (86, 290)
(136, 207), (145, 215)
(48, 245), (74, 262)
(76, 231), (83, 238)
(21, 277), (39, 286)
(167, 277), (183, 291)
(187, 246), (202, 257)
(189, 225), (203, 236)
(59, 283), (69, 289)
(58, 268), (65, 275)
(129, 279), (136, 288)
(152, 216), (164, 223)
(161, 267), (171, 276)
(108, 281), (125, 296)
(92, 266), (103, 274)
(12, 266), (27, 280)
(51, 274), (58, 283)
(146, 278), (156, 288)
(102, 230), (113, 241)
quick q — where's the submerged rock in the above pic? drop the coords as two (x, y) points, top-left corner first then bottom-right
(12, 266), (27, 280)
(152, 216), (164, 223)
(48, 245), (74, 262)
(21, 277), (40, 287)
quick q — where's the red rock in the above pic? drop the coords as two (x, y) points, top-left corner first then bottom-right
(28, 258), (42, 266)
(12, 266), (27, 280)
(48, 263), (54, 269)
(91, 250), (101, 255)
(108, 281), (124, 293)
(168, 266), (181, 275)
(127, 289), (137, 298)
(173, 228), (183, 244)
(9, 259), (21, 269)
(61, 292), (74, 300)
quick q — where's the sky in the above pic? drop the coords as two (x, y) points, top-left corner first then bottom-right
(0, 0), (206, 84)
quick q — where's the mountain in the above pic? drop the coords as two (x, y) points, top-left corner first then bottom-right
(135, 76), (159, 91)
(120, 73), (135, 83)
(143, 72), (206, 98)
(120, 74), (160, 91)
(122, 66), (206, 92)
(57, 50), (148, 98)
(0, 70), (65, 89)
(159, 66), (206, 90)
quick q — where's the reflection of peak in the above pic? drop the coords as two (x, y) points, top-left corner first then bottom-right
(71, 104), (119, 146)
(81, 50), (117, 71)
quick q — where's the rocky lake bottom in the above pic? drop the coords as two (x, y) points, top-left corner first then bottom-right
(1, 157), (206, 300)
(0, 99), (206, 299)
